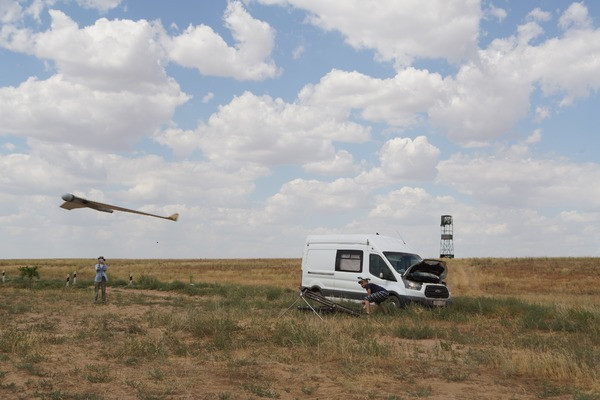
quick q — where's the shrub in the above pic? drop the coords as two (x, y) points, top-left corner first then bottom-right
(18, 266), (39, 289)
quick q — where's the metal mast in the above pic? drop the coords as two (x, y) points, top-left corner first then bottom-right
(440, 215), (454, 258)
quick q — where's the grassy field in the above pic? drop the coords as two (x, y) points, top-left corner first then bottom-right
(0, 258), (599, 400)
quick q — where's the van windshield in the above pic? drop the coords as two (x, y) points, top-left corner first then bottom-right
(383, 252), (422, 274)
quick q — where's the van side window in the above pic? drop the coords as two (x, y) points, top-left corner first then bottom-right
(369, 254), (397, 281)
(335, 250), (362, 272)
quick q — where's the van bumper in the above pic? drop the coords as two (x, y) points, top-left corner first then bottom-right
(403, 295), (452, 307)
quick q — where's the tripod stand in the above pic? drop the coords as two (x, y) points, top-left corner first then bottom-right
(279, 288), (361, 320)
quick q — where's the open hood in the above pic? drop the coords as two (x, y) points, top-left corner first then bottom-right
(404, 259), (448, 283)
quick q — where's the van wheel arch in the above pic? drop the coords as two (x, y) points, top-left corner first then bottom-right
(387, 293), (407, 309)
(309, 286), (323, 296)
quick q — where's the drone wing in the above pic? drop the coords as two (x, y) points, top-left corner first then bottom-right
(60, 193), (179, 221)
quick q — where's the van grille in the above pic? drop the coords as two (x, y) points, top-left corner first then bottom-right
(425, 285), (449, 299)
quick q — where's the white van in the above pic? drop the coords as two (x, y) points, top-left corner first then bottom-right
(301, 234), (451, 308)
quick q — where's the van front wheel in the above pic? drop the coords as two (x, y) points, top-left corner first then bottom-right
(387, 295), (404, 309)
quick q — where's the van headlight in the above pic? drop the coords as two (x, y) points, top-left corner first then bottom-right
(403, 279), (422, 290)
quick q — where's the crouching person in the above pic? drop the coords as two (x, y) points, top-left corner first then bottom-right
(358, 277), (389, 314)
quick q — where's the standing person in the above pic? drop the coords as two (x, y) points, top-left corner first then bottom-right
(94, 256), (108, 304)
(358, 277), (389, 314)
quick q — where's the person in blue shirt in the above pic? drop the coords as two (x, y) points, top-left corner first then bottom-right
(358, 277), (389, 314)
(94, 256), (108, 304)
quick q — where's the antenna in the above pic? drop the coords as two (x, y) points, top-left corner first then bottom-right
(440, 215), (454, 258)
(395, 231), (407, 245)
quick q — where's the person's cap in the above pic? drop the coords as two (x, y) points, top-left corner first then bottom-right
(98, 256), (105, 261)
(357, 277), (369, 283)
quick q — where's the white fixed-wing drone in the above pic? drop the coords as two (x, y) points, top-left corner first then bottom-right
(59, 193), (179, 222)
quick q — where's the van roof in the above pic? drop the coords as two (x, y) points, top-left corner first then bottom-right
(305, 234), (414, 253)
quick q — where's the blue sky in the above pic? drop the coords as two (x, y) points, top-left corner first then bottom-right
(1, 0), (600, 259)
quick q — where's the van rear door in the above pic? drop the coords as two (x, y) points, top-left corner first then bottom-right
(303, 248), (336, 292)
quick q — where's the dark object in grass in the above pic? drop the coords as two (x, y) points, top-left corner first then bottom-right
(297, 305), (338, 314)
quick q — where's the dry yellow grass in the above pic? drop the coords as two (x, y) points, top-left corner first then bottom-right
(1, 257), (599, 399)
(3, 257), (599, 304)
(0, 258), (300, 288)
(445, 257), (600, 307)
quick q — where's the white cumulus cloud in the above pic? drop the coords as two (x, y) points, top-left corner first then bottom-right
(166, 0), (280, 80)
(193, 91), (370, 166)
(259, 0), (480, 66)
(76, 0), (122, 13)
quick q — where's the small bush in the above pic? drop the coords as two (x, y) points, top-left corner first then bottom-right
(18, 266), (39, 289)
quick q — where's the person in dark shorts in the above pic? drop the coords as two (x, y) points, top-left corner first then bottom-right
(358, 277), (389, 314)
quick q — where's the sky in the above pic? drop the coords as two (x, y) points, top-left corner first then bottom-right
(1, 0), (600, 259)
